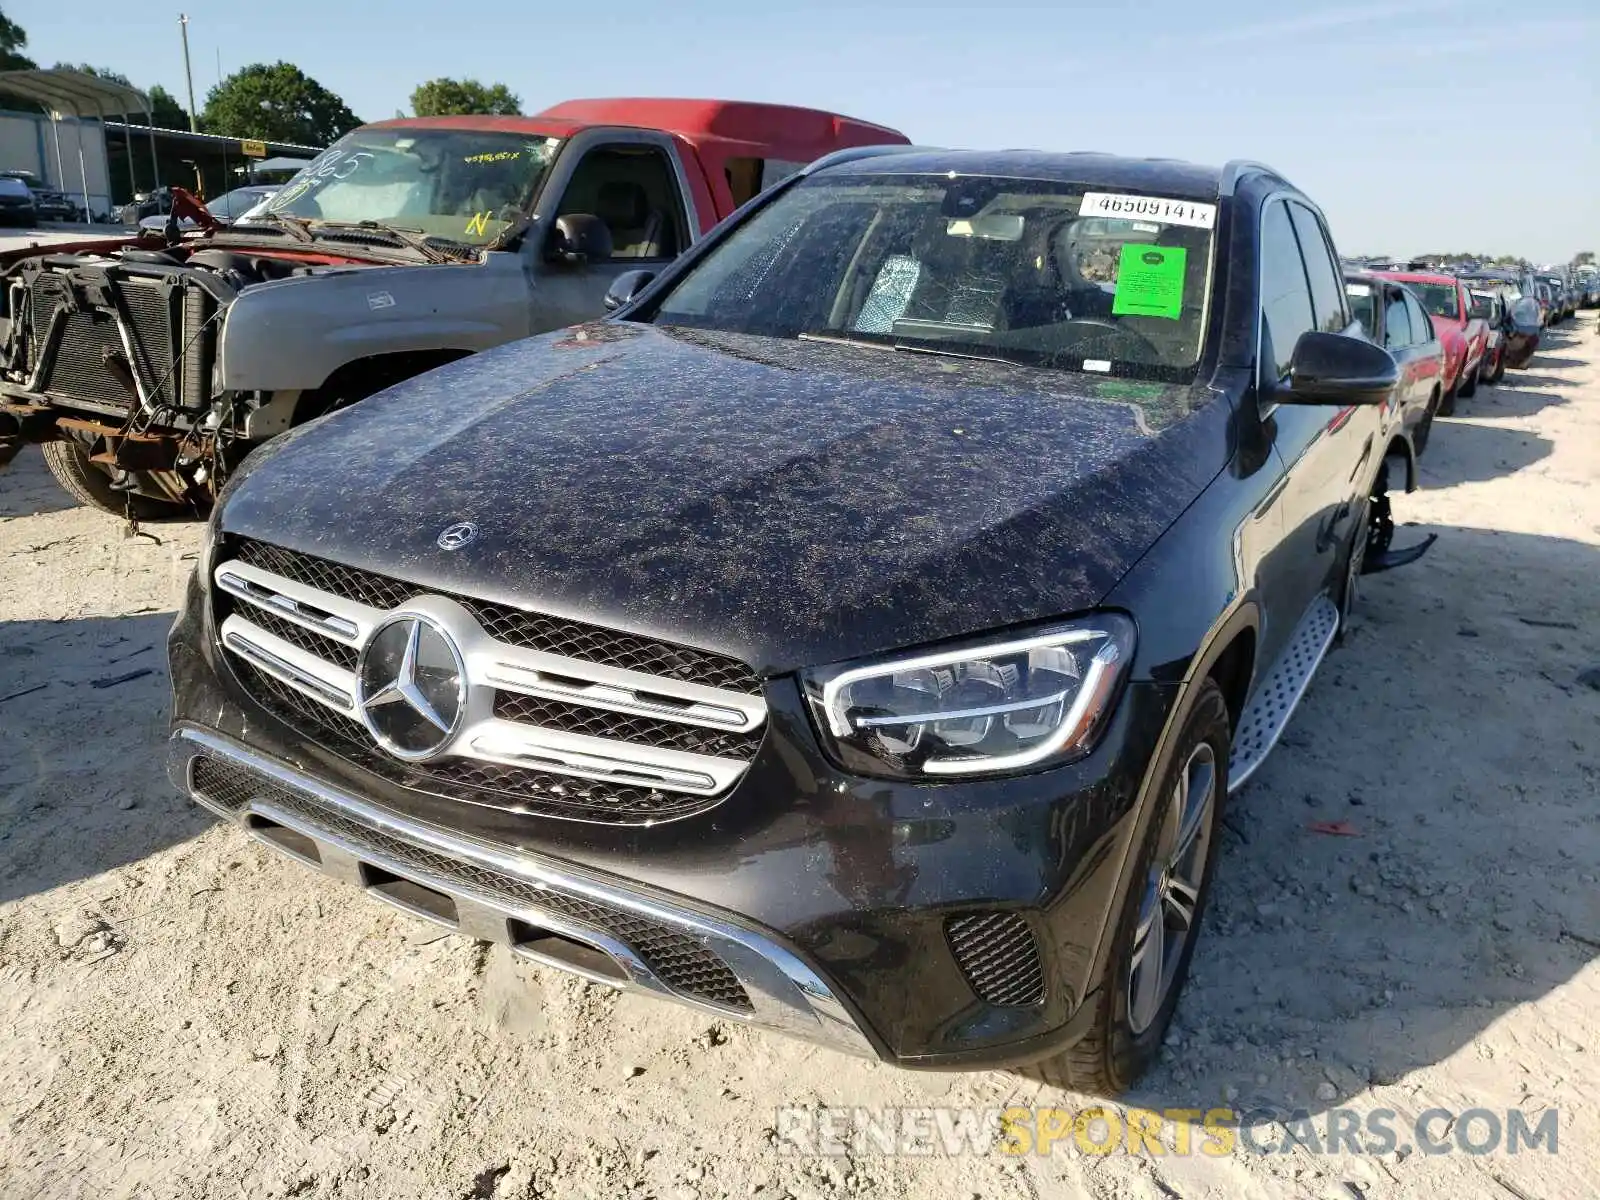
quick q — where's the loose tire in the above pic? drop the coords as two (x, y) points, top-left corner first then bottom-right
(1019, 680), (1230, 1095)
(1459, 360), (1478, 399)
(40, 438), (189, 520)
(1489, 348), (1506, 385)
(1438, 380), (1457, 417)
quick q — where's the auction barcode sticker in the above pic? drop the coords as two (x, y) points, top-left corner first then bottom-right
(1079, 192), (1217, 230)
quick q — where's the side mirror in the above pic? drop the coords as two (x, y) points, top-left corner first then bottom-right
(1282, 330), (1397, 406)
(604, 269), (658, 312)
(546, 213), (613, 266)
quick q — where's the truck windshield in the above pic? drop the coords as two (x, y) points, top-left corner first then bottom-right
(649, 173), (1219, 382)
(257, 129), (561, 245)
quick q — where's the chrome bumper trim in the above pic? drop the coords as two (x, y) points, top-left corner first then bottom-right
(167, 725), (877, 1060)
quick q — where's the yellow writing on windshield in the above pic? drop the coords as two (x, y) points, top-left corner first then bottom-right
(464, 211), (492, 238)
(464, 151), (521, 164)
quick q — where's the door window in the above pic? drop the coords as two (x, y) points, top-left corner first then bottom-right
(1258, 199), (1317, 382)
(1383, 289), (1412, 350)
(1287, 203), (1348, 333)
(555, 145), (687, 261)
(1403, 292), (1434, 343)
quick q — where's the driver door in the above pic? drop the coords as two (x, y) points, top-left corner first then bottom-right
(528, 131), (696, 330)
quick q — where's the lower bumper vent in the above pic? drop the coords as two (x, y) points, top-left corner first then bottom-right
(945, 912), (1046, 1008)
(190, 755), (753, 1012)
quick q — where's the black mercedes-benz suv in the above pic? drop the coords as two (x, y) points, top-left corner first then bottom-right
(167, 148), (1426, 1092)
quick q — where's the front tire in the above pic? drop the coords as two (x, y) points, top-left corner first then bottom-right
(1459, 360), (1479, 399)
(1019, 680), (1230, 1095)
(1438, 378), (1458, 416)
(41, 438), (190, 520)
(1412, 388), (1439, 457)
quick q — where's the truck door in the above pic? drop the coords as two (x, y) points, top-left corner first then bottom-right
(527, 130), (698, 330)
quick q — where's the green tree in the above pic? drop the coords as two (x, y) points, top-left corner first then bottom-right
(201, 62), (361, 145)
(141, 84), (190, 129)
(410, 77), (521, 117)
(51, 62), (132, 85)
(0, 5), (33, 71)
(1575, 251), (1595, 266)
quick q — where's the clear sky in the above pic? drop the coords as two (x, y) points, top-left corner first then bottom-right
(10, 0), (1597, 262)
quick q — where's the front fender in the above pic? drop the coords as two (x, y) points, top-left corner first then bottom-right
(217, 255), (533, 392)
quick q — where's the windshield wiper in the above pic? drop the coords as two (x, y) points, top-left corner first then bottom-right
(310, 220), (474, 264)
(798, 330), (1016, 367)
(238, 210), (314, 243)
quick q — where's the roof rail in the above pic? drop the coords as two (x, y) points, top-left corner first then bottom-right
(801, 143), (931, 176)
(1220, 159), (1288, 195)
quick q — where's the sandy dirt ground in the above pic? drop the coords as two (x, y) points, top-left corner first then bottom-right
(2, 319), (1597, 1200)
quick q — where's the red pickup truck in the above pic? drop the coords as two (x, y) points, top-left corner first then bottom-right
(0, 98), (909, 515)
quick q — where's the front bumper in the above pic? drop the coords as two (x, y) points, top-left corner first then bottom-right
(168, 724), (877, 1058)
(168, 570), (1176, 1067)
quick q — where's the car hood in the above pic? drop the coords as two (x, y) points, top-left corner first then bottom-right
(220, 324), (1229, 674)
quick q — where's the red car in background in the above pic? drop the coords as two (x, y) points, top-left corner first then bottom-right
(1373, 270), (1488, 413)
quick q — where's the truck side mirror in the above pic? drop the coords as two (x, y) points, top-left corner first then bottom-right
(546, 214), (613, 266)
(604, 269), (658, 312)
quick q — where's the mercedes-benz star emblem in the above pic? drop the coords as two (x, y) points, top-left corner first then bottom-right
(355, 614), (468, 761)
(437, 521), (478, 550)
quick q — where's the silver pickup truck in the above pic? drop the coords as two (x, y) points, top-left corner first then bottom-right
(0, 99), (906, 517)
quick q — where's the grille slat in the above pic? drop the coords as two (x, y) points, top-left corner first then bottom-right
(492, 691), (764, 759)
(945, 912), (1046, 1007)
(232, 658), (724, 823)
(190, 755), (752, 1011)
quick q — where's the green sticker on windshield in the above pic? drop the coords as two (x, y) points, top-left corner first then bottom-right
(1111, 244), (1187, 320)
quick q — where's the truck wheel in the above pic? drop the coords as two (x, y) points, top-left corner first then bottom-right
(1019, 680), (1230, 1095)
(1438, 379), (1457, 417)
(1459, 362), (1478, 399)
(41, 439), (189, 520)
(1490, 351), (1506, 384)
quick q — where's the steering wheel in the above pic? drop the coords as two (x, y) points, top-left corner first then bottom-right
(1060, 318), (1162, 360)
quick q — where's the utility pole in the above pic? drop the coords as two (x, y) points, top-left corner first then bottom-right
(179, 14), (198, 132)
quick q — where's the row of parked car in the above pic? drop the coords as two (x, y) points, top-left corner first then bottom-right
(0, 168), (82, 225)
(1339, 260), (1557, 450)
(0, 101), (1578, 1095)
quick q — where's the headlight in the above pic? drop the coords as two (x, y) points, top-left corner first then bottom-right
(803, 614), (1135, 779)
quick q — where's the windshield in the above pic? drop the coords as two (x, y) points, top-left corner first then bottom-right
(648, 173), (1218, 381)
(1403, 281), (1459, 319)
(207, 187), (273, 219)
(259, 128), (561, 245)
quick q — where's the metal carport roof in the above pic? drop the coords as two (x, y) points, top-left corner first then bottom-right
(0, 68), (160, 214)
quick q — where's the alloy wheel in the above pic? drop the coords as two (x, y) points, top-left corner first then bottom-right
(1127, 743), (1217, 1034)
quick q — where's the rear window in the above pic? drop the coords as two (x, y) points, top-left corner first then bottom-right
(1401, 281), (1458, 319)
(1345, 281), (1377, 336)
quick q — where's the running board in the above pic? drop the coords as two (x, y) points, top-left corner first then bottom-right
(1227, 595), (1340, 794)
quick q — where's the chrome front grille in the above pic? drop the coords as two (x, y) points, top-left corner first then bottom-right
(213, 539), (768, 825)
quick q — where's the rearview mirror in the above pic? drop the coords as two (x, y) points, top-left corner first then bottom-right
(546, 214), (613, 266)
(604, 269), (657, 312)
(1282, 330), (1397, 406)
